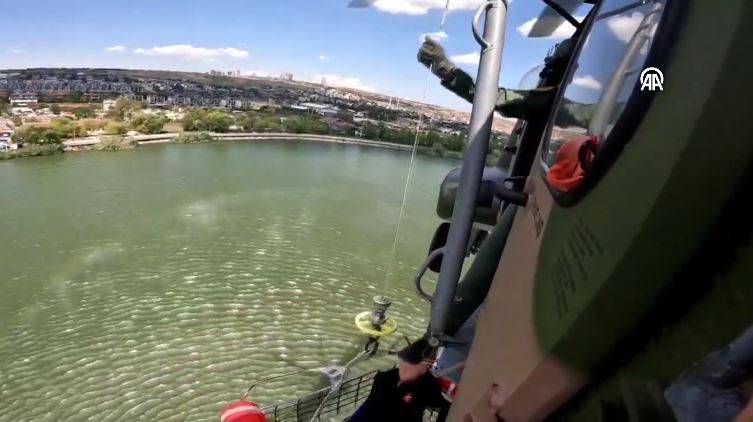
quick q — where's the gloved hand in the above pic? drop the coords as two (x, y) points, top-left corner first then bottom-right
(417, 38), (456, 80)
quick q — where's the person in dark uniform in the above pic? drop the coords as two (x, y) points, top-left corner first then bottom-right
(349, 340), (450, 422)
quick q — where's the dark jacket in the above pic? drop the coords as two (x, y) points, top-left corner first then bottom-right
(351, 368), (449, 422)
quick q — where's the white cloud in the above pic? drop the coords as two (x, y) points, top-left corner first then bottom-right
(572, 75), (602, 90)
(133, 44), (249, 61)
(9, 49), (23, 54)
(419, 31), (448, 43)
(517, 15), (585, 39)
(105, 46), (127, 53)
(371, 0), (484, 15)
(607, 12), (644, 43)
(318, 54), (331, 61)
(451, 51), (480, 65)
(312, 74), (376, 92)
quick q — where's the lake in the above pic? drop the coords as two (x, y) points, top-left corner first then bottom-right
(0, 140), (456, 421)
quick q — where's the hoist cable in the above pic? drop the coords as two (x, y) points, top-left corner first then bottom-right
(382, 0), (452, 291)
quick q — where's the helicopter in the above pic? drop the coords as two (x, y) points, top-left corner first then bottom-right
(416, 0), (753, 420)
(241, 0), (753, 420)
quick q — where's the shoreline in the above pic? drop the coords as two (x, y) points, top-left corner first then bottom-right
(3, 132), (466, 161)
(136, 132), (415, 151)
(61, 132), (415, 152)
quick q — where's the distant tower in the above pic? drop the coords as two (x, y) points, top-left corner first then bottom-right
(320, 77), (327, 85)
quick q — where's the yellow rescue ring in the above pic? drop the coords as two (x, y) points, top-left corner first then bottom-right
(354, 311), (397, 337)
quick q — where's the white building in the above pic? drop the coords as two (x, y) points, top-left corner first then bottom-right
(9, 93), (38, 107)
(298, 102), (339, 116)
(146, 95), (168, 107)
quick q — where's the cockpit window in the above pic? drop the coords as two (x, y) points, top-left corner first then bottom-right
(542, 0), (668, 172)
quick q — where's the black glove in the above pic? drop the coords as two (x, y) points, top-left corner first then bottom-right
(417, 38), (456, 80)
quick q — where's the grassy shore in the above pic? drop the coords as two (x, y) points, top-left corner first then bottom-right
(0, 144), (64, 160)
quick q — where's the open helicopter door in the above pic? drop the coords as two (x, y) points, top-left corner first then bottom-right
(449, 0), (674, 419)
(449, 0), (753, 420)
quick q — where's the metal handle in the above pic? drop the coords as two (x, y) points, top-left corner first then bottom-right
(414, 248), (444, 303)
(472, 1), (494, 50)
(473, 0), (506, 51)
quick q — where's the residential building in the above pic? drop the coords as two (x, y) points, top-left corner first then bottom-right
(298, 102), (339, 116)
(9, 93), (38, 107)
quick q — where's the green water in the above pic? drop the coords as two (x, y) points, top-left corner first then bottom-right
(0, 140), (455, 421)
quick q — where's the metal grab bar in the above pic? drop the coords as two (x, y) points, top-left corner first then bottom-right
(472, 0), (508, 51)
(472, 1), (494, 51)
(414, 248), (445, 303)
(429, 0), (509, 346)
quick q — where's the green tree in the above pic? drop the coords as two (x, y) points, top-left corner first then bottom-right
(181, 109), (213, 131)
(443, 134), (465, 152)
(432, 142), (446, 157)
(65, 91), (85, 103)
(143, 116), (167, 134)
(377, 122), (388, 139)
(109, 99), (144, 121)
(234, 113), (255, 132)
(284, 116), (328, 134)
(0, 98), (10, 116)
(175, 132), (213, 143)
(79, 119), (104, 133)
(130, 114), (168, 134)
(205, 111), (233, 132)
(42, 129), (63, 144)
(50, 118), (84, 138)
(73, 107), (94, 119)
(362, 122), (379, 140)
(252, 116), (281, 132)
(12, 125), (64, 144)
(423, 131), (441, 147)
(104, 121), (127, 135)
(50, 104), (62, 115)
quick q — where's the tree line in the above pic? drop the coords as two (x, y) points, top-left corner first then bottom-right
(10, 99), (169, 144)
(6, 98), (501, 160)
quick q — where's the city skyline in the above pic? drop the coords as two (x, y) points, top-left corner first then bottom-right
(2, 0), (590, 111)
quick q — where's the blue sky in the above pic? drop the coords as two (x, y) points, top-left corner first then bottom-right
(1, 0), (589, 110)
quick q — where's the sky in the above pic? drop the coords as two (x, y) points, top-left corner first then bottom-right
(1, 0), (593, 111)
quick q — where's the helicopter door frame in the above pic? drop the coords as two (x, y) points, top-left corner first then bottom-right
(538, 0), (686, 206)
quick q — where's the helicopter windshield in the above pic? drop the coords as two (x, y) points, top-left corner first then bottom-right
(542, 0), (667, 170)
(518, 63), (547, 90)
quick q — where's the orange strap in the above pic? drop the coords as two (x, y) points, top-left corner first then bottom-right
(546, 135), (598, 192)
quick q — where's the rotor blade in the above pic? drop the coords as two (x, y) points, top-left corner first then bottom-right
(528, 0), (584, 38)
(348, 0), (376, 8)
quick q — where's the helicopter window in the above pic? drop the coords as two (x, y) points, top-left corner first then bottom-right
(541, 0), (670, 187)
